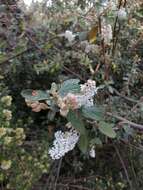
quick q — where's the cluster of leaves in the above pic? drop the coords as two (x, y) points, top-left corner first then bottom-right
(0, 79), (50, 190)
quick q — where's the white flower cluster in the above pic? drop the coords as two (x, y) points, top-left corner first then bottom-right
(98, 0), (118, 15)
(117, 8), (127, 20)
(80, 80), (98, 98)
(101, 22), (112, 44)
(64, 30), (76, 42)
(59, 30), (76, 43)
(48, 128), (79, 160)
(77, 80), (98, 107)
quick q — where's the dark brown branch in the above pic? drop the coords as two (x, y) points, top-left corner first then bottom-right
(112, 0), (123, 56)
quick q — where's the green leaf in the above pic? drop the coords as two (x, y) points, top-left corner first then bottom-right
(99, 121), (116, 138)
(82, 106), (104, 121)
(135, 11), (143, 19)
(77, 31), (88, 41)
(67, 110), (86, 135)
(78, 135), (88, 154)
(0, 4), (6, 12)
(21, 89), (50, 101)
(90, 138), (102, 146)
(59, 79), (80, 97)
(140, 103), (143, 112)
(123, 124), (134, 136)
(0, 53), (7, 63)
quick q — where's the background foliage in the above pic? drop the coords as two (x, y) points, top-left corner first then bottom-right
(0, 0), (143, 189)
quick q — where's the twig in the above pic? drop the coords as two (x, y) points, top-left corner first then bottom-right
(53, 158), (62, 190)
(126, 97), (143, 118)
(128, 144), (139, 188)
(123, 0), (127, 7)
(0, 182), (4, 190)
(0, 33), (58, 65)
(107, 112), (143, 130)
(112, 23), (121, 55)
(25, 33), (45, 53)
(112, 0), (123, 56)
(125, 143), (143, 152)
(63, 66), (85, 82)
(57, 183), (91, 190)
(0, 48), (32, 65)
(60, 175), (105, 183)
(98, 17), (109, 80)
(114, 145), (133, 189)
(113, 88), (139, 103)
(95, 62), (101, 73)
(84, 7), (93, 17)
(43, 162), (57, 190)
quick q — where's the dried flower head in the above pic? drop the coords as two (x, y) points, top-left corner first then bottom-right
(101, 23), (112, 44)
(25, 100), (48, 112)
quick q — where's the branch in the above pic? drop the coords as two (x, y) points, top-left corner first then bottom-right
(107, 112), (143, 130)
(57, 183), (91, 190)
(112, 0), (123, 56)
(114, 145), (133, 189)
(113, 88), (139, 103)
(0, 35), (58, 66)
(53, 158), (62, 190)
(63, 66), (85, 82)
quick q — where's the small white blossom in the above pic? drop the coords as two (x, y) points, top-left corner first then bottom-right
(101, 23), (112, 44)
(98, 0), (117, 15)
(109, 1), (117, 10)
(89, 146), (96, 158)
(102, 0), (117, 8)
(117, 8), (127, 20)
(76, 95), (94, 107)
(76, 80), (98, 108)
(80, 80), (97, 97)
(58, 30), (76, 43)
(49, 128), (79, 160)
(64, 30), (76, 42)
(101, 0), (108, 7)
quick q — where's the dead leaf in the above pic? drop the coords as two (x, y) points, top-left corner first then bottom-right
(88, 25), (98, 43)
